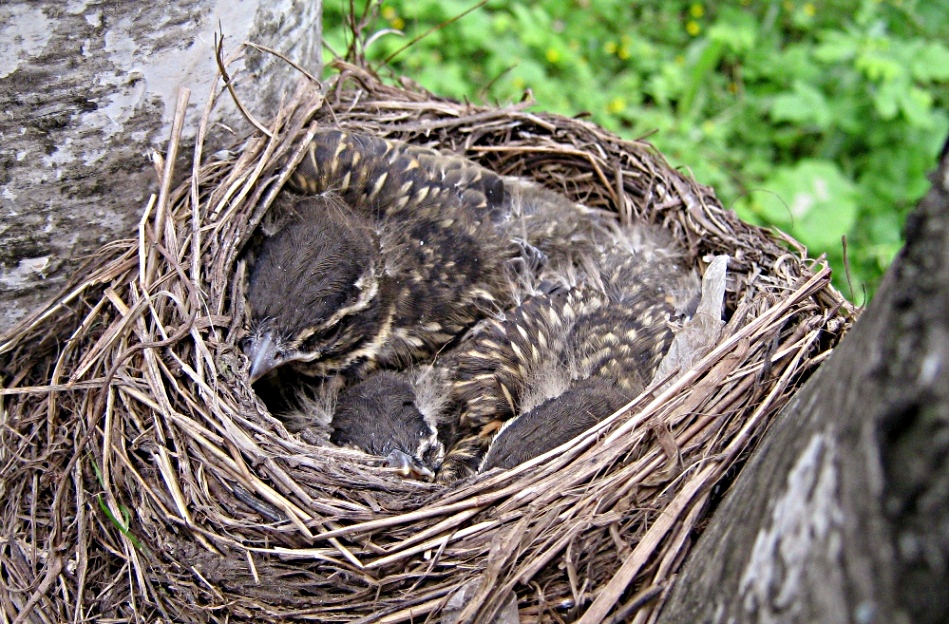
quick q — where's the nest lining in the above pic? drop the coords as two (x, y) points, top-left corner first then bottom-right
(0, 59), (854, 623)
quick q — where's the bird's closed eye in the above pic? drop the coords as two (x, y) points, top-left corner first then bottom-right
(315, 322), (344, 345)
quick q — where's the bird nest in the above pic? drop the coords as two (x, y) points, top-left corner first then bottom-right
(0, 59), (854, 623)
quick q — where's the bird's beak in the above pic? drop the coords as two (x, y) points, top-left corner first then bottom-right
(384, 449), (435, 480)
(246, 332), (280, 383)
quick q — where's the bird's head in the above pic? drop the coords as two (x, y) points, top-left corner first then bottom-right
(243, 196), (383, 382)
(480, 378), (629, 472)
(330, 371), (445, 480)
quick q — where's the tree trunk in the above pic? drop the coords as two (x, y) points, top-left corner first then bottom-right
(0, 0), (322, 326)
(656, 137), (949, 624)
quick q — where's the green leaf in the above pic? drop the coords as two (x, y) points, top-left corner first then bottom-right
(96, 495), (146, 551)
(873, 79), (901, 119)
(87, 455), (146, 551)
(681, 39), (724, 116)
(814, 30), (859, 63)
(708, 8), (758, 54)
(855, 46), (902, 82)
(770, 81), (833, 129)
(908, 42), (949, 81)
(867, 211), (903, 247)
(645, 62), (686, 107)
(753, 160), (858, 251)
(899, 86), (935, 127)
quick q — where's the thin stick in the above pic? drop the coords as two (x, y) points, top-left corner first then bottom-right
(576, 463), (717, 624)
(379, 0), (489, 68)
(146, 88), (190, 286)
(244, 41), (322, 85)
(215, 34), (273, 138)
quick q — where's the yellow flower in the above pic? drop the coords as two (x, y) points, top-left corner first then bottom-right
(380, 5), (403, 29)
(607, 97), (626, 114)
(604, 41), (617, 55)
(690, 3), (705, 18)
(803, 2), (816, 16)
(618, 46), (630, 60)
(546, 48), (561, 64)
(686, 20), (700, 36)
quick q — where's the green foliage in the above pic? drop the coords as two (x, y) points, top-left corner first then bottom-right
(89, 456), (146, 551)
(322, 0), (949, 302)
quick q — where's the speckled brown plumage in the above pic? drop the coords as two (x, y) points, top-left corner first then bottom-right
(435, 232), (700, 482)
(244, 191), (515, 382)
(315, 237), (699, 483)
(290, 130), (615, 272)
(289, 130), (506, 224)
(243, 130), (606, 384)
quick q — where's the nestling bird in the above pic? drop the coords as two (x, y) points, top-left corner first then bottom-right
(436, 225), (701, 481)
(480, 267), (724, 471)
(243, 189), (515, 383)
(330, 369), (447, 479)
(479, 377), (630, 471)
(243, 129), (609, 384)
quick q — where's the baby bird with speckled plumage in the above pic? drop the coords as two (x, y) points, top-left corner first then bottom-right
(242, 129), (608, 388)
(437, 224), (700, 481)
(321, 222), (700, 483)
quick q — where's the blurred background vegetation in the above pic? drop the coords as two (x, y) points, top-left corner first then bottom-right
(321, 0), (949, 302)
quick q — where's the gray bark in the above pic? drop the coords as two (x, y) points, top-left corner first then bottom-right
(657, 138), (949, 623)
(0, 0), (322, 326)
